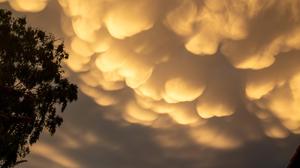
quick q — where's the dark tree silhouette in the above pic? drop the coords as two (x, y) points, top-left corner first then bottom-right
(0, 9), (77, 167)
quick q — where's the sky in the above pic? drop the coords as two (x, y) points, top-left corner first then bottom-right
(1, 0), (300, 167)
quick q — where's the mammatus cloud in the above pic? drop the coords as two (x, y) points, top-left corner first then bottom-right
(1, 0), (48, 12)
(3, 0), (300, 150)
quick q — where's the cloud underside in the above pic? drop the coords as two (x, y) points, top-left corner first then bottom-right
(3, 0), (300, 150)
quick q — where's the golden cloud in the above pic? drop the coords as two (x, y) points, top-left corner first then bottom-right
(3, 0), (300, 149)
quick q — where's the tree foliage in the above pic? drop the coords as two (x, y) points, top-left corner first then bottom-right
(0, 9), (77, 167)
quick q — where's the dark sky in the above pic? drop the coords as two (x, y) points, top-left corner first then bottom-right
(1, 0), (300, 167)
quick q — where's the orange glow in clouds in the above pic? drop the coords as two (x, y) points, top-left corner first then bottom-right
(3, 0), (300, 150)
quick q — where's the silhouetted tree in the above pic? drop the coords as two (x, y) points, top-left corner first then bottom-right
(0, 9), (77, 167)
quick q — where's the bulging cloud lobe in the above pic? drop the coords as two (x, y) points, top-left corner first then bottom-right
(3, 0), (300, 149)
(7, 0), (48, 12)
